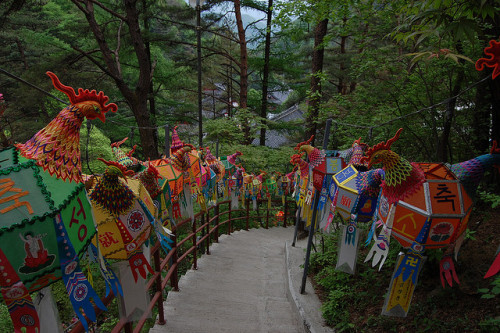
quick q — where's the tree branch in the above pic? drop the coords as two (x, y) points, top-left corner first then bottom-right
(113, 20), (123, 77)
(71, 45), (120, 81)
(88, 0), (127, 21)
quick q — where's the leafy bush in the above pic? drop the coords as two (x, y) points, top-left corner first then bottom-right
(0, 303), (14, 332)
(219, 144), (295, 174)
(478, 190), (500, 209)
(79, 125), (114, 175)
(479, 275), (500, 299)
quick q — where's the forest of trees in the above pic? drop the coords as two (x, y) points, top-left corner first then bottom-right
(1, 1), (500, 331)
(1, 0), (499, 178)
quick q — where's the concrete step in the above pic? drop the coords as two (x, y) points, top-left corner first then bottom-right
(149, 226), (334, 333)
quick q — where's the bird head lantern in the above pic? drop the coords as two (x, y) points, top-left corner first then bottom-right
(0, 72), (117, 332)
(204, 147), (225, 183)
(89, 159), (155, 282)
(361, 129), (475, 317)
(227, 151), (242, 166)
(331, 166), (384, 223)
(135, 161), (162, 201)
(111, 137), (144, 173)
(474, 41), (500, 279)
(329, 137), (381, 222)
(347, 138), (370, 171)
(476, 38), (500, 79)
(157, 146), (192, 219)
(138, 161), (166, 210)
(131, 161), (174, 254)
(289, 153), (310, 208)
(362, 129), (473, 251)
(326, 138), (381, 274)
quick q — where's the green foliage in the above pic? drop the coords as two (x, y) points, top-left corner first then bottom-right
(80, 124), (114, 175)
(0, 303), (14, 332)
(478, 190), (500, 209)
(321, 285), (352, 329)
(479, 316), (500, 332)
(479, 275), (500, 299)
(465, 228), (477, 241)
(219, 143), (295, 174)
(204, 117), (246, 145)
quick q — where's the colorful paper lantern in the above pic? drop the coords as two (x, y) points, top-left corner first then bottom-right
(203, 147), (226, 183)
(111, 137), (143, 172)
(331, 165), (383, 223)
(227, 151), (242, 166)
(312, 155), (346, 192)
(220, 156), (235, 176)
(360, 129), (478, 317)
(89, 159), (155, 282)
(383, 163), (473, 250)
(476, 38), (500, 79)
(0, 72), (117, 332)
(331, 165), (384, 274)
(154, 162), (183, 200)
(151, 147), (193, 219)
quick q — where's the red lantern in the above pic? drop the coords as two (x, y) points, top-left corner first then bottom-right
(378, 163), (473, 249)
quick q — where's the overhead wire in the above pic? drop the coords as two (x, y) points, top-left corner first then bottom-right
(0, 67), (493, 135)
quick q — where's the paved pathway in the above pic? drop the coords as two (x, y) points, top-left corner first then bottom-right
(149, 226), (334, 333)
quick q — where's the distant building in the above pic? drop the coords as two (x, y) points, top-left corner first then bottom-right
(252, 104), (305, 148)
(200, 84), (303, 148)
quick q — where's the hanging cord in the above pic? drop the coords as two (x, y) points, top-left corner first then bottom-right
(332, 75), (491, 132)
(0, 67), (492, 134)
(0, 68), (68, 105)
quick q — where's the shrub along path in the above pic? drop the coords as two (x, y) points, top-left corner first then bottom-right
(149, 226), (310, 333)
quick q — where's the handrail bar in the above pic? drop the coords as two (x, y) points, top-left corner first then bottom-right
(70, 198), (295, 333)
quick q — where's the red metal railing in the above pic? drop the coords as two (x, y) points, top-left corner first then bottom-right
(70, 198), (294, 333)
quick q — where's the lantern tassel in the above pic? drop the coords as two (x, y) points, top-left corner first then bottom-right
(88, 244), (123, 297)
(484, 247), (500, 279)
(0, 249), (40, 333)
(128, 251), (154, 282)
(439, 255), (460, 287)
(54, 215), (106, 332)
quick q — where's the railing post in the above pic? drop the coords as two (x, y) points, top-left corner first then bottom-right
(205, 212), (210, 255)
(245, 199), (250, 231)
(284, 199), (288, 228)
(228, 201), (232, 235)
(171, 230), (179, 291)
(154, 247), (166, 325)
(214, 202), (219, 242)
(193, 215), (198, 270)
(124, 322), (132, 333)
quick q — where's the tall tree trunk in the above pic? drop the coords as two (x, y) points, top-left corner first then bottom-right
(259, 0), (273, 146)
(142, 0), (159, 153)
(472, 74), (491, 153)
(338, 17), (348, 95)
(234, 0), (251, 144)
(15, 38), (28, 70)
(338, 34), (347, 95)
(489, 78), (500, 144)
(71, 0), (159, 159)
(436, 69), (464, 162)
(305, 18), (328, 144)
